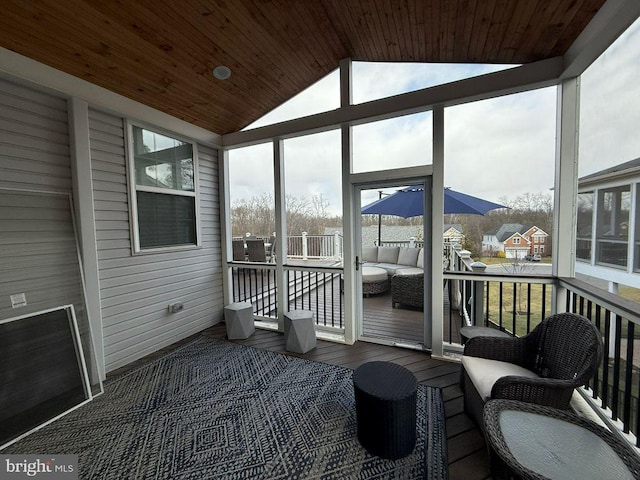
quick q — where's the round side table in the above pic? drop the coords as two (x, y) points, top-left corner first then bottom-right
(352, 361), (418, 459)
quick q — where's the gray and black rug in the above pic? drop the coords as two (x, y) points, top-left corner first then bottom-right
(5, 337), (447, 479)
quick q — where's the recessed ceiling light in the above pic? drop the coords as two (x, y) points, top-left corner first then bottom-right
(213, 65), (231, 80)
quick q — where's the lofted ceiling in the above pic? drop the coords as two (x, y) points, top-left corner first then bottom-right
(0, 0), (607, 135)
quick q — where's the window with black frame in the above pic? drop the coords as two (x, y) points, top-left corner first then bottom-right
(129, 125), (198, 251)
(576, 192), (593, 261)
(595, 186), (630, 267)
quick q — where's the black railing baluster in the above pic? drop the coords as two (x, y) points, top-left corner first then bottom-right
(234, 267), (239, 302)
(612, 314), (623, 420)
(592, 305), (601, 399)
(484, 281), (489, 327)
(602, 310), (611, 408)
(540, 285), (547, 321)
(636, 357), (640, 447)
(623, 321), (634, 433)
(511, 282), (517, 334)
(526, 283), (532, 334)
(499, 282), (504, 329)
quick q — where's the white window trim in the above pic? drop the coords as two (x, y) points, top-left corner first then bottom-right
(125, 120), (202, 254)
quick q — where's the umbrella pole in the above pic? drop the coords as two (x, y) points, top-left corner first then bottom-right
(377, 190), (383, 246)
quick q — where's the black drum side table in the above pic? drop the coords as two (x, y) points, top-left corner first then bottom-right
(352, 361), (418, 459)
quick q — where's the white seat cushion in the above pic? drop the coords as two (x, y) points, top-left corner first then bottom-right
(462, 356), (539, 401)
(361, 266), (388, 283)
(394, 267), (423, 276)
(373, 263), (405, 275)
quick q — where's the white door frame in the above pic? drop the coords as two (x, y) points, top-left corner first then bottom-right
(350, 166), (432, 349)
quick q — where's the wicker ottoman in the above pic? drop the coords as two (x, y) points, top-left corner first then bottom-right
(362, 266), (389, 296)
(353, 361), (418, 459)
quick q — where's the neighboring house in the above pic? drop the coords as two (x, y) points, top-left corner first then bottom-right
(482, 224), (549, 258)
(576, 157), (640, 288)
(443, 224), (464, 245)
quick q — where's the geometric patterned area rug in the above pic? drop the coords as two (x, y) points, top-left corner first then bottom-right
(5, 336), (448, 479)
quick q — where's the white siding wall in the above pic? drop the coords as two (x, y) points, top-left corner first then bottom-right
(89, 109), (223, 372)
(0, 78), (71, 193)
(0, 78), (102, 387)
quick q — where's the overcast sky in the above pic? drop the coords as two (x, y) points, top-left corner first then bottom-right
(229, 17), (640, 216)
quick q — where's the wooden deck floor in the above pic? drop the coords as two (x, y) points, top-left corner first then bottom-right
(199, 323), (491, 480)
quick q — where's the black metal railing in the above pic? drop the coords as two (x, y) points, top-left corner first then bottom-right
(446, 257), (640, 446)
(231, 265), (278, 318)
(561, 277), (640, 446)
(230, 263), (344, 330)
(444, 271), (555, 343)
(286, 267), (344, 329)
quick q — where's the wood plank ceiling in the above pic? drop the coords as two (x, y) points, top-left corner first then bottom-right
(0, 0), (606, 135)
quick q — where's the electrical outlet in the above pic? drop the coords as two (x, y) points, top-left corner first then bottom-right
(168, 302), (183, 313)
(10, 293), (27, 308)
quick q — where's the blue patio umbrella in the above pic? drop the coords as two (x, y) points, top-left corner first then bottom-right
(361, 186), (507, 218)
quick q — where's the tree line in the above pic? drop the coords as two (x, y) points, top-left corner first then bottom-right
(231, 191), (554, 255)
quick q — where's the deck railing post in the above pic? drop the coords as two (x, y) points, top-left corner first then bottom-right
(333, 232), (342, 260)
(302, 231), (308, 260)
(470, 261), (487, 326)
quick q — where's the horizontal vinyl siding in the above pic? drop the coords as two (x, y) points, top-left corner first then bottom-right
(89, 109), (223, 372)
(0, 78), (71, 193)
(0, 80), (99, 387)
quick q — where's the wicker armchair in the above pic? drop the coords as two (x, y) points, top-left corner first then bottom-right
(391, 273), (423, 309)
(461, 312), (603, 428)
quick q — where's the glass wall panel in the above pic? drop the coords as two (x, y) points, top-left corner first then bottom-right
(576, 192), (594, 261)
(596, 186), (630, 267)
(579, 18), (640, 177)
(228, 143), (275, 259)
(444, 87), (556, 260)
(283, 130), (342, 262)
(352, 112), (432, 173)
(243, 70), (339, 130)
(352, 62), (516, 104)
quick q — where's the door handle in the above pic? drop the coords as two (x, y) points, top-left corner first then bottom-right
(355, 256), (365, 271)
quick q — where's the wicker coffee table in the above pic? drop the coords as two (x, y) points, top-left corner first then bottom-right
(483, 399), (640, 480)
(362, 266), (389, 296)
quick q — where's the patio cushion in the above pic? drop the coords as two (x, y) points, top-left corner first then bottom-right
(394, 267), (423, 276)
(362, 246), (378, 263)
(417, 249), (424, 268)
(374, 263), (406, 275)
(362, 266), (388, 283)
(397, 247), (420, 266)
(461, 356), (538, 402)
(377, 246), (399, 264)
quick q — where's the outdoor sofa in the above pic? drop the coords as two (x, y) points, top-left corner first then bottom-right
(362, 246), (424, 309)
